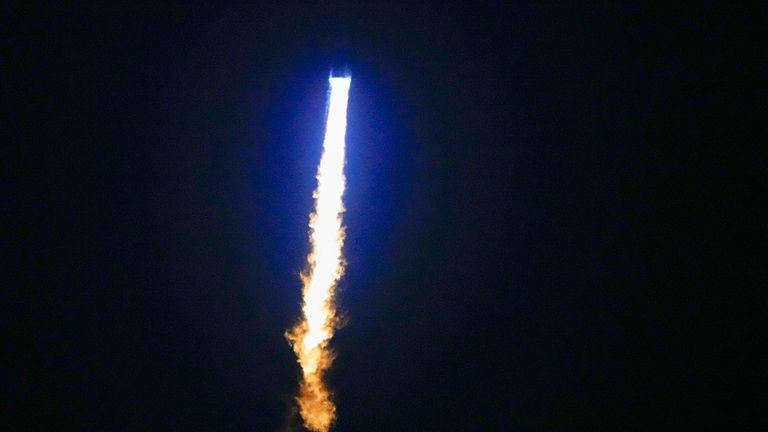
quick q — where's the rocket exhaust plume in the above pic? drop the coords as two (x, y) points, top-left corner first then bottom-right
(286, 75), (351, 432)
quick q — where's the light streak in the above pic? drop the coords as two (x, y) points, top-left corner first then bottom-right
(286, 75), (351, 432)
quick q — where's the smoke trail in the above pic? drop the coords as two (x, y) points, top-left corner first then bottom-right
(286, 75), (351, 432)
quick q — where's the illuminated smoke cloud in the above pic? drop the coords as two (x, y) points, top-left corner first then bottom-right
(286, 75), (351, 432)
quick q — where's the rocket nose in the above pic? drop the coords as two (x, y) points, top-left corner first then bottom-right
(329, 65), (351, 79)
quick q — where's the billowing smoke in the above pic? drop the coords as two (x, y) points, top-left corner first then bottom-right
(286, 76), (351, 432)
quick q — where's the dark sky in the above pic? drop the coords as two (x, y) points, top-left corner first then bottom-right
(7, 2), (764, 431)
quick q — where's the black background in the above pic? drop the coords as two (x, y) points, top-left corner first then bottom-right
(7, 2), (765, 431)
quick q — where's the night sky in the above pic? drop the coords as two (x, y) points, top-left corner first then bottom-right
(8, 2), (764, 431)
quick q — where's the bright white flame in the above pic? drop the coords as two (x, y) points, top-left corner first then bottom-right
(287, 76), (351, 432)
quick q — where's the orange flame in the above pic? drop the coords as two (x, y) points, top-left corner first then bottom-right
(286, 76), (351, 432)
